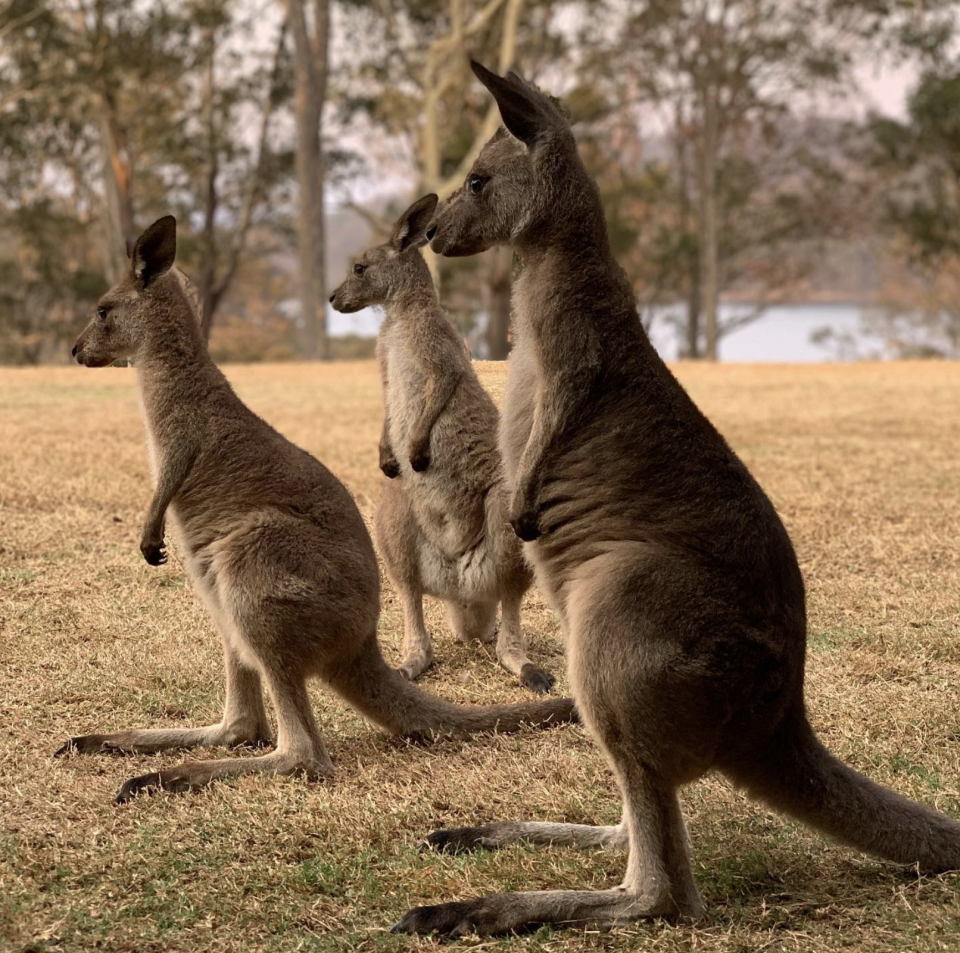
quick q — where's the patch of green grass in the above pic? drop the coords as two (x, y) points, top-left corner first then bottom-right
(889, 756), (941, 791)
(296, 849), (390, 900)
(158, 574), (188, 589)
(0, 567), (40, 584)
(807, 626), (867, 651)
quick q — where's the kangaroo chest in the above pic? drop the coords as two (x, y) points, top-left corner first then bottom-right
(498, 339), (537, 484)
(379, 323), (498, 561)
(381, 323), (426, 448)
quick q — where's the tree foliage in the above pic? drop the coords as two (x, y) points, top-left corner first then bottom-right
(0, 0), (295, 361)
(865, 36), (960, 359)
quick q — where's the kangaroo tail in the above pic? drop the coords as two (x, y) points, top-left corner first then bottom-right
(330, 638), (576, 740)
(727, 706), (960, 873)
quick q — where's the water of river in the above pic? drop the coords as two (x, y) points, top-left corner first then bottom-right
(648, 303), (864, 362)
(328, 302), (865, 363)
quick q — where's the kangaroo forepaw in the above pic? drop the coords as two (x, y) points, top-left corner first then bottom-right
(379, 453), (401, 479)
(409, 446), (431, 473)
(509, 509), (542, 542)
(519, 663), (555, 695)
(140, 539), (167, 566)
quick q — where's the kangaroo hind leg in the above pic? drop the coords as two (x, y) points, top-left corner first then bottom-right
(377, 481), (433, 681)
(445, 599), (497, 644)
(55, 621), (272, 758)
(115, 659), (332, 803)
(495, 590), (555, 694)
(395, 570), (706, 935)
(397, 588), (434, 681)
(114, 600), (333, 803)
(394, 760), (699, 936)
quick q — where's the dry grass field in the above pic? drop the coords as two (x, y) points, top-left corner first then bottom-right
(2, 360), (960, 953)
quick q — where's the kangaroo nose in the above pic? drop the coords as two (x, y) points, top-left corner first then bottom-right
(426, 225), (438, 241)
(71, 344), (78, 357)
(328, 293), (335, 304)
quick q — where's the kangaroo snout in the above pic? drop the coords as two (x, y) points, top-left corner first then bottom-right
(71, 333), (112, 368)
(329, 272), (373, 313)
(427, 222), (453, 256)
(329, 285), (354, 313)
(427, 204), (486, 258)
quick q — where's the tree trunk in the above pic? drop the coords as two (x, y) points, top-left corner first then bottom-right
(286, 0), (330, 360)
(674, 101), (700, 360)
(698, 87), (720, 362)
(81, 1), (134, 283)
(685, 278), (700, 360)
(98, 109), (135, 282)
(486, 246), (512, 359)
(196, 22), (287, 341)
(199, 26), (219, 341)
(422, 0), (525, 290)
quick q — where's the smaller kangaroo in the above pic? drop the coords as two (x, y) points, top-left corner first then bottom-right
(59, 215), (575, 803)
(330, 195), (554, 693)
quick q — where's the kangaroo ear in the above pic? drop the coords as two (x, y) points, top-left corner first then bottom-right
(391, 194), (439, 253)
(471, 60), (560, 147)
(132, 215), (177, 288)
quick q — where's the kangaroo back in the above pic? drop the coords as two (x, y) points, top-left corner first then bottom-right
(727, 706), (960, 872)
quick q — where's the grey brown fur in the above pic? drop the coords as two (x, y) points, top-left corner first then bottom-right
(59, 215), (575, 803)
(330, 195), (554, 693)
(392, 63), (960, 937)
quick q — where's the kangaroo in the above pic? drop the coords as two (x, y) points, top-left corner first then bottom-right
(58, 215), (575, 804)
(392, 63), (960, 937)
(329, 195), (555, 694)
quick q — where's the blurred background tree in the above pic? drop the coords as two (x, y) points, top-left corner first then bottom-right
(0, 0), (957, 364)
(333, 0), (569, 357)
(867, 45), (960, 358)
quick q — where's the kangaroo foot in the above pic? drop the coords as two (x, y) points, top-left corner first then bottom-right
(114, 749), (333, 804)
(55, 734), (123, 757)
(519, 663), (555, 695)
(425, 826), (495, 854)
(392, 886), (697, 936)
(54, 720), (273, 758)
(398, 650), (434, 681)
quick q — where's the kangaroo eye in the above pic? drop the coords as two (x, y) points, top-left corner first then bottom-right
(97, 307), (108, 320)
(353, 263), (365, 276)
(468, 175), (485, 195)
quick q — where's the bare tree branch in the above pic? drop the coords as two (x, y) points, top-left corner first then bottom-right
(341, 198), (393, 238)
(372, 0), (419, 86)
(434, 0), (525, 200)
(212, 20), (289, 312)
(0, 4), (46, 42)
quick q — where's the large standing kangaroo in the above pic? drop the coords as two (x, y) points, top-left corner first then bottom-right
(330, 195), (555, 693)
(60, 215), (575, 803)
(392, 63), (960, 936)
